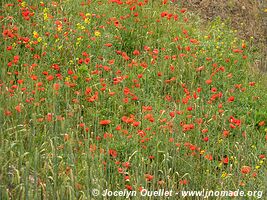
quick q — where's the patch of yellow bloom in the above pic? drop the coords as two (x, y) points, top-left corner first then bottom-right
(84, 18), (91, 24)
(94, 31), (101, 37)
(218, 138), (223, 144)
(33, 31), (39, 38)
(21, 1), (27, 7)
(221, 171), (228, 178)
(65, 76), (70, 82)
(76, 23), (85, 30)
(37, 37), (42, 42)
(33, 31), (42, 42)
(57, 26), (62, 32)
(200, 150), (205, 155)
(43, 8), (49, 21)
(76, 37), (82, 45)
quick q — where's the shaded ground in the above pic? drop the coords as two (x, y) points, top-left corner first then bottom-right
(179, 0), (267, 72)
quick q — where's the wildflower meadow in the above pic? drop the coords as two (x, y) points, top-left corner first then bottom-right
(0, 0), (266, 199)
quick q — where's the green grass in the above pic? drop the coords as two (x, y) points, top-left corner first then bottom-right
(0, 0), (266, 199)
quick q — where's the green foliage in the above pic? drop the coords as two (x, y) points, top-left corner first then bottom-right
(0, 0), (266, 199)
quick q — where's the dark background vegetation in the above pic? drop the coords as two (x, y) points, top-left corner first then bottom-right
(179, 0), (266, 72)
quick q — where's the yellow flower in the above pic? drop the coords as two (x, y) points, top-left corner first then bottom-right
(44, 13), (48, 21)
(251, 145), (256, 149)
(94, 31), (101, 37)
(33, 31), (39, 38)
(21, 1), (27, 7)
(65, 76), (70, 82)
(43, 8), (49, 21)
(84, 18), (91, 24)
(76, 23), (85, 30)
(221, 171), (227, 178)
(218, 139), (223, 143)
(37, 37), (42, 42)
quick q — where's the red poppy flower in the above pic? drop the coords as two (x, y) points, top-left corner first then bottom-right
(145, 174), (153, 181)
(205, 79), (212, 85)
(228, 96), (235, 102)
(203, 137), (209, 142)
(223, 157), (229, 164)
(15, 105), (22, 113)
(108, 149), (117, 158)
(125, 185), (132, 191)
(100, 120), (111, 125)
(249, 82), (256, 86)
(179, 179), (188, 185)
(241, 166), (251, 174)
(258, 121), (265, 127)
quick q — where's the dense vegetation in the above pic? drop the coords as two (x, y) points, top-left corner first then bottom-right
(0, 0), (266, 199)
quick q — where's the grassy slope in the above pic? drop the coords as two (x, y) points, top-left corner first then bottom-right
(0, 0), (266, 199)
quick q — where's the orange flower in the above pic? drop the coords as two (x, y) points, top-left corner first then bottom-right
(241, 166), (251, 174)
(179, 179), (188, 185)
(205, 79), (212, 85)
(228, 96), (235, 102)
(258, 121), (265, 127)
(100, 120), (111, 125)
(15, 105), (22, 113)
(145, 174), (153, 181)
